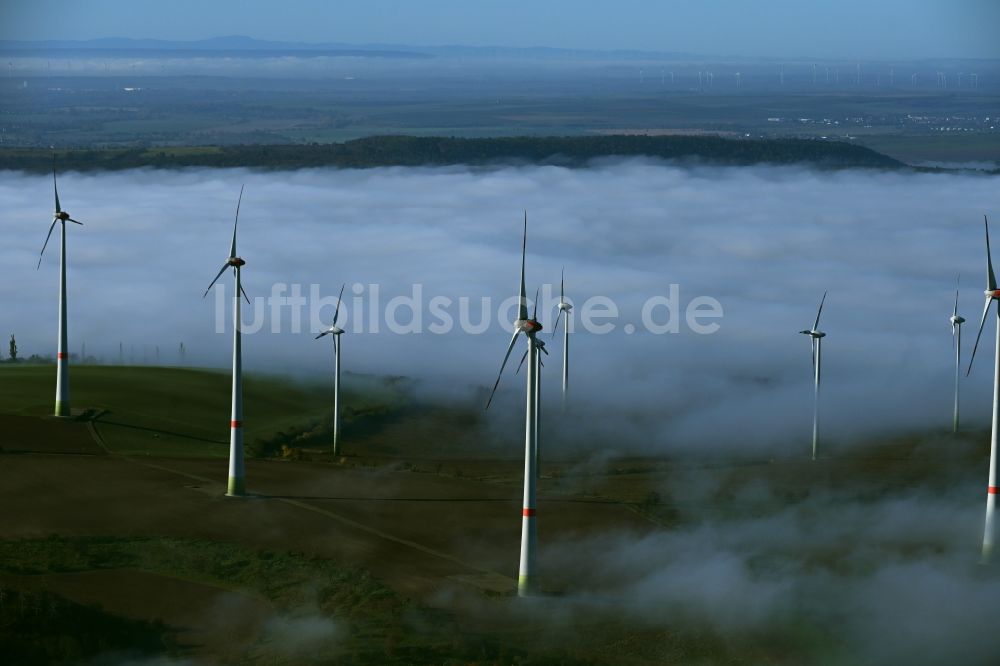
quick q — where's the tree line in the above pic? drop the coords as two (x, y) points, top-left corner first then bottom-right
(0, 134), (904, 172)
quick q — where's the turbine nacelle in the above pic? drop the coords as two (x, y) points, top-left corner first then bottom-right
(951, 315), (966, 325)
(985, 289), (1000, 299)
(518, 319), (543, 335)
(55, 211), (70, 221)
(557, 301), (573, 312)
(800, 329), (826, 338)
(228, 257), (246, 267)
(316, 326), (345, 339)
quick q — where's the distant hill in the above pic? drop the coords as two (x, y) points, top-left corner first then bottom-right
(0, 35), (698, 61)
(0, 135), (903, 172)
(0, 36), (430, 59)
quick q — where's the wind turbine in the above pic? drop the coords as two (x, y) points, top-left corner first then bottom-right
(37, 160), (83, 417)
(951, 275), (966, 432)
(966, 216), (1000, 563)
(486, 212), (547, 596)
(316, 283), (347, 456)
(551, 268), (572, 410)
(203, 186), (251, 498)
(799, 292), (827, 461)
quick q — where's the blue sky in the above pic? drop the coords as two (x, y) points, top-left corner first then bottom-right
(1, 0), (997, 59)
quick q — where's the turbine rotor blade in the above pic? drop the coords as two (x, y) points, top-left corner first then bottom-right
(515, 348), (529, 375)
(954, 273), (961, 318)
(518, 211), (528, 322)
(486, 330), (521, 410)
(813, 291), (827, 331)
(551, 308), (564, 339)
(52, 158), (61, 214)
(967, 297), (994, 376)
(230, 184), (244, 258)
(560, 267), (565, 303)
(315, 330), (330, 339)
(202, 263), (229, 298)
(240, 280), (251, 306)
(68, 218), (83, 225)
(987, 216), (997, 291)
(37, 219), (58, 269)
(333, 283), (346, 325)
(811, 337), (816, 372)
(532, 286), (539, 321)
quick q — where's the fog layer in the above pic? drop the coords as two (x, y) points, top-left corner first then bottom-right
(2, 162), (998, 453)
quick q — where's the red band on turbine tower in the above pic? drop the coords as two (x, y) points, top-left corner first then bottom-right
(989, 486), (999, 495)
(57, 352), (67, 359)
(231, 420), (243, 428)
(522, 508), (536, 517)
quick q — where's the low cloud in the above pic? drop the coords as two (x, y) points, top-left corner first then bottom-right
(1, 162), (998, 454)
(257, 614), (345, 659)
(538, 484), (1000, 665)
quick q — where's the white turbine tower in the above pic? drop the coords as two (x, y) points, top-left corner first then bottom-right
(37, 160), (83, 417)
(551, 268), (572, 410)
(486, 212), (548, 596)
(516, 289), (547, 473)
(203, 186), (251, 497)
(966, 216), (1000, 563)
(316, 283), (347, 456)
(799, 292), (827, 461)
(951, 275), (966, 432)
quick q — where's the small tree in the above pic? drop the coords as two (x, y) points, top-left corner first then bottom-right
(8, 334), (16, 362)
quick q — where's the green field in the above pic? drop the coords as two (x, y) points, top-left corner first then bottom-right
(856, 133), (1000, 165)
(2, 72), (997, 163)
(1, 363), (997, 664)
(0, 364), (401, 457)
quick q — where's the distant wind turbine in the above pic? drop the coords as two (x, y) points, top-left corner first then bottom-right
(965, 216), (1000, 563)
(486, 212), (548, 596)
(316, 283), (347, 456)
(37, 159), (84, 417)
(951, 275), (966, 432)
(203, 186), (251, 497)
(800, 292), (827, 461)
(551, 268), (572, 410)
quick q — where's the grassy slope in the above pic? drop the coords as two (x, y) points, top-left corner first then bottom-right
(1, 364), (990, 664)
(0, 364), (400, 457)
(0, 535), (580, 665)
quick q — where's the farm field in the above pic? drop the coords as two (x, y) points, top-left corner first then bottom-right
(1, 365), (995, 664)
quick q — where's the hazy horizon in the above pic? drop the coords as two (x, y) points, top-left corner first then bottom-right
(2, 0), (998, 61)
